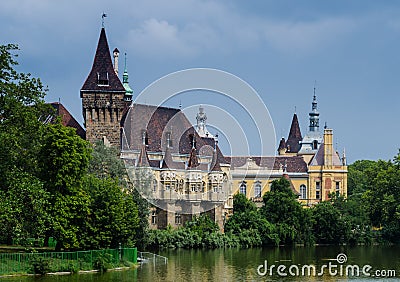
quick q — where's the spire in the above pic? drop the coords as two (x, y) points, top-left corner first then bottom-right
(196, 105), (213, 138)
(309, 85), (320, 132)
(187, 140), (199, 169)
(286, 113), (302, 153)
(122, 53), (134, 102)
(81, 28), (125, 95)
(137, 130), (150, 167)
(278, 137), (286, 154)
(161, 145), (174, 169)
(342, 148), (347, 166)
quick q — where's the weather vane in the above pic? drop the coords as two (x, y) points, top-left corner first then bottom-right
(102, 13), (107, 27)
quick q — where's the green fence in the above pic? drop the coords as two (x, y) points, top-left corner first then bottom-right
(0, 248), (137, 276)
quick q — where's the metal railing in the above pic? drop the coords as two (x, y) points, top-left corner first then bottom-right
(0, 247), (137, 276)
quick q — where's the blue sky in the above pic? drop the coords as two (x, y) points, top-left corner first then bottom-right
(1, 0), (399, 163)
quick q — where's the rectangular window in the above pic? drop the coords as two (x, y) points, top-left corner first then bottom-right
(175, 213), (181, 225)
(213, 184), (218, 192)
(315, 181), (320, 199)
(151, 211), (157, 225)
(336, 181), (340, 190)
(191, 184), (196, 192)
(165, 183), (170, 190)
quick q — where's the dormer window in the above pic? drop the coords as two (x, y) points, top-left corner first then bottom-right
(166, 132), (172, 148)
(312, 140), (318, 150)
(97, 72), (109, 86)
(141, 130), (149, 145)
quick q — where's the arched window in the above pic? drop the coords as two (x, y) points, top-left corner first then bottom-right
(300, 184), (307, 199)
(254, 181), (262, 198)
(239, 182), (247, 195)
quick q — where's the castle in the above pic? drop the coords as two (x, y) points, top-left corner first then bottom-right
(79, 27), (348, 230)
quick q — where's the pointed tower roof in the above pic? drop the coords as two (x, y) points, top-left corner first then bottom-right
(187, 146), (199, 169)
(282, 173), (301, 196)
(278, 137), (286, 152)
(137, 144), (150, 167)
(286, 113), (302, 153)
(81, 28), (125, 95)
(209, 139), (222, 172)
(161, 145), (174, 169)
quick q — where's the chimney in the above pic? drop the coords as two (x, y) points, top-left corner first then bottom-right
(113, 48), (119, 75)
(323, 128), (333, 167)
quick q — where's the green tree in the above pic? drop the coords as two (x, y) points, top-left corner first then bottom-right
(0, 44), (51, 188)
(88, 140), (126, 181)
(0, 172), (50, 245)
(225, 193), (279, 246)
(83, 175), (139, 249)
(312, 201), (348, 244)
(38, 122), (92, 250)
(260, 177), (311, 244)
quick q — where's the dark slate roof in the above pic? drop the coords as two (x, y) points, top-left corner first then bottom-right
(160, 146), (185, 170)
(200, 136), (228, 164)
(122, 104), (214, 155)
(81, 28), (125, 95)
(227, 156), (308, 173)
(309, 143), (342, 166)
(285, 113), (302, 153)
(278, 137), (286, 152)
(137, 144), (150, 167)
(48, 102), (86, 139)
(210, 150), (222, 172)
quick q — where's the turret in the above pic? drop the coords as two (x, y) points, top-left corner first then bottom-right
(80, 27), (126, 147)
(122, 53), (134, 102)
(113, 48), (119, 75)
(309, 87), (320, 132)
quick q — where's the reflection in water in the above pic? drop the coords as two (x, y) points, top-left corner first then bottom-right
(2, 246), (400, 281)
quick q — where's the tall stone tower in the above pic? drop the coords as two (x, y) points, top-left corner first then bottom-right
(80, 28), (128, 147)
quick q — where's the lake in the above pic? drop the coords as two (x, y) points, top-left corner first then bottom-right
(2, 246), (400, 281)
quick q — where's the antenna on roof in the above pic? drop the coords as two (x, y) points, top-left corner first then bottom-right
(179, 100), (182, 109)
(313, 80), (317, 98)
(58, 97), (61, 104)
(294, 106), (297, 113)
(101, 13), (107, 28)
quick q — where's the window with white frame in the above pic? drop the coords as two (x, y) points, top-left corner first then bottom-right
(175, 213), (182, 225)
(151, 211), (157, 225)
(300, 184), (307, 199)
(254, 181), (262, 198)
(239, 181), (247, 195)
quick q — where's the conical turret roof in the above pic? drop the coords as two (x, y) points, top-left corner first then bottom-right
(81, 28), (125, 95)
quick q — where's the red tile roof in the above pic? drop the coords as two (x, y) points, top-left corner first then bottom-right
(49, 102), (85, 139)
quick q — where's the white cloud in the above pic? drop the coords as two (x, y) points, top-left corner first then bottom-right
(127, 19), (197, 57)
(261, 18), (358, 54)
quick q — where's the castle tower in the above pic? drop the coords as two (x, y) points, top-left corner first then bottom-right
(298, 86), (323, 160)
(122, 53), (134, 102)
(309, 89), (320, 132)
(80, 28), (127, 147)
